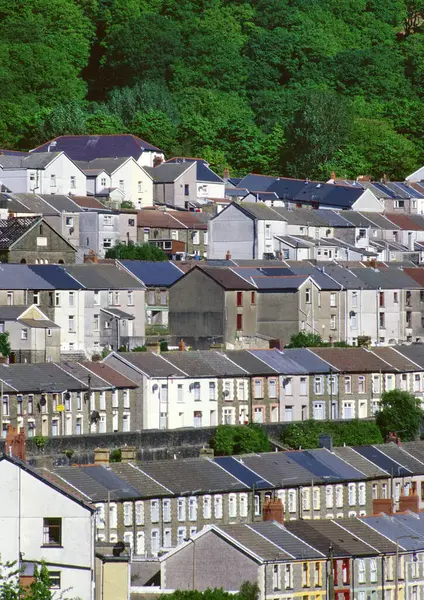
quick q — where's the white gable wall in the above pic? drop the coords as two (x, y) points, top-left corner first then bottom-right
(109, 159), (153, 207)
(208, 204), (255, 259)
(351, 189), (384, 212)
(0, 459), (93, 600)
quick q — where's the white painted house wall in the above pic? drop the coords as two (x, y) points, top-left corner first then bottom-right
(197, 182), (225, 200)
(52, 289), (85, 353)
(109, 159), (153, 207)
(137, 151), (165, 168)
(351, 189), (384, 212)
(0, 458), (94, 600)
(208, 204), (255, 259)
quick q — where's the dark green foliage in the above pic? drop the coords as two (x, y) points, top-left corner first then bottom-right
(109, 449), (121, 463)
(2, 0), (424, 178)
(281, 420), (384, 449)
(161, 582), (259, 600)
(375, 389), (423, 441)
(286, 332), (324, 348)
(132, 345), (148, 352)
(211, 424), (271, 456)
(0, 333), (11, 357)
(105, 242), (167, 261)
(0, 558), (54, 600)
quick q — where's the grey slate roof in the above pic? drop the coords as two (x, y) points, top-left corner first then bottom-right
(364, 514), (424, 550)
(332, 447), (389, 478)
(340, 519), (398, 553)
(224, 351), (279, 375)
(234, 452), (322, 487)
(137, 458), (249, 495)
(52, 465), (140, 501)
(163, 351), (249, 377)
(216, 524), (291, 561)
(58, 362), (110, 390)
(0, 264), (55, 290)
(0, 193), (33, 213)
(249, 349), (309, 375)
(101, 307), (135, 320)
(198, 266), (255, 290)
(0, 217), (40, 248)
(374, 443), (424, 473)
(248, 521), (324, 558)
(282, 348), (335, 374)
(0, 306), (31, 320)
(0, 152), (61, 169)
(114, 352), (186, 378)
(108, 463), (171, 497)
(237, 202), (287, 221)
(0, 363), (87, 393)
(38, 195), (84, 213)
(63, 264), (144, 290)
(145, 162), (193, 183)
(298, 520), (379, 556)
(31, 135), (162, 160)
(392, 345), (424, 369)
(75, 157), (130, 175)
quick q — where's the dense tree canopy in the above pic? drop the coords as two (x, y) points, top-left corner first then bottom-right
(375, 389), (423, 441)
(3, 0), (424, 179)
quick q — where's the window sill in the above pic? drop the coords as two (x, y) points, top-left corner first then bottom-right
(41, 544), (63, 549)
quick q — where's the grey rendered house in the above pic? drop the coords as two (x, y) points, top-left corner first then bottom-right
(62, 264), (146, 353)
(145, 162), (198, 209)
(0, 304), (60, 363)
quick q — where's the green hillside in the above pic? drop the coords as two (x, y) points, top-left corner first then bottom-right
(2, 0), (424, 179)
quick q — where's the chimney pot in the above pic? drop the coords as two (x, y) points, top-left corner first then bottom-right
(223, 168), (230, 180)
(178, 339), (186, 352)
(318, 434), (333, 451)
(225, 250), (231, 260)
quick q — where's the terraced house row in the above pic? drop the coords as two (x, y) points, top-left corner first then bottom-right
(5, 344), (424, 437)
(44, 440), (424, 559)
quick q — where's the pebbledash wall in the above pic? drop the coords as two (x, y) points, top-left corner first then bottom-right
(0, 423), (292, 466)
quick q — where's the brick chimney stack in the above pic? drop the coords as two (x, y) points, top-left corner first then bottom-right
(225, 250), (231, 260)
(223, 168), (230, 180)
(372, 498), (394, 515)
(398, 494), (419, 513)
(5, 424), (26, 461)
(262, 497), (284, 525)
(178, 339), (186, 352)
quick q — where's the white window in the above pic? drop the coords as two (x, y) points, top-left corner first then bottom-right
(119, 180), (125, 192)
(177, 384), (184, 403)
(177, 498), (186, 521)
(69, 176), (76, 189)
(266, 224), (272, 240)
(330, 293), (336, 307)
(109, 503), (117, 529)
(336, 485), (343, 508)
(68, 292), (75, 306)
(94, 291), (100, 305)
(358, 559), (366, 583)
(203, 495), (212, 519)
(137, 181), (142, 193)
(136, 531), (145, 556)
(302, 488), (311, 511)
(305, 288), (311, 303)
(239, 493), (248, 517)
(99, 391), (106, 411)
(214, 495), (223, 519)
(300, 377), (307, 395)
(223, 408), (234, 425)
(150, 499), (160, 523)
(103, 238), (112, 249)
(68, 316), (75, 332)
(288, 489), (296, 513)
(177, 527), (186, 546)
(163, 528), (172, 548)
(348, 483), (356, 506)
(21, 328), (28, 340)
(326, 486), (334, 508)
(100, 177), (107, 187)
(123, 389), (130, 409)
(269, 379), (278, 397)
(314, 376), (323, 395)
(135, 501), (144, 526)
(96, 504), (105, 529)
(188, 496), (197, 521)
(352, 292), (358, 307)
(284, 564), (293, 589)
(350, 312), (357, 329)
(123, 502), (132, 526)
(313, 402), (325, 420)
(50, 174), (56, 187)
(209, 382), (216, 400)
(313, 487), (320, 510)
(192, 231), (200, 245)
(370, 558), (377, 583)
(273, 564), (281, 591)
(161, 498), (171, 522)
(6, 291), (13, 305)
(254, 379), (263, 398)
(358, 376), (366, 393)
(151, 530), (159, 555)
(229, 493), (237, 518)
(253, 407), (263, 423)
(345, 376), (352, 394)
(343, 402), (354, 419)
(358, 483), (366, 506)
(330, 315), (336, 330)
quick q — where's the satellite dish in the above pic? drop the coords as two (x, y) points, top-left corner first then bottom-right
(223, 389), (230, 397)
(64, 392), (71, 400)
(91, 410), (100, 423)
(84, 392), (90, 402)
(152, 384), (158, 392)
(113, 541), (126, 557)
(40, 395), (47, 407)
